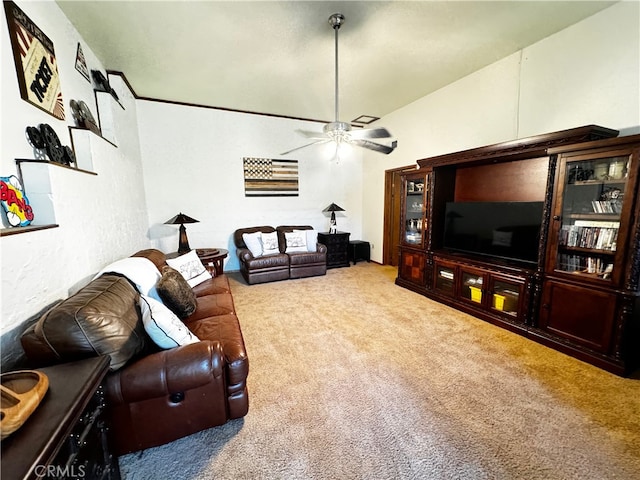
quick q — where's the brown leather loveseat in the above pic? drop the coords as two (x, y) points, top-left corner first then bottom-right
(20, 249), (249, 455)
(234, 225), (327, 284)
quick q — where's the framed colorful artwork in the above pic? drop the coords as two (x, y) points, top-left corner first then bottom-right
(3, 1), (65, 119)
(0, 175), (34, 227)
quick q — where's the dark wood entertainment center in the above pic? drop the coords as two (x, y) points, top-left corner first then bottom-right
(395, 126), (640, 375)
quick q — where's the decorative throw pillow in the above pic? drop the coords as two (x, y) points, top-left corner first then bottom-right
(156, 266), (197, 319)
(261, 231), (280, 255)
(94, 257), (161, 295)
(285, 230), (307, 253)
(242, 231), (263, 257)
(139, 295), (200, 349)
(296, 229), (318, 252)
(166, 250), (211, 287)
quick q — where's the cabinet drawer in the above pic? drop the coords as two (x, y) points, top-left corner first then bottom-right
(323, 236), (346, 245)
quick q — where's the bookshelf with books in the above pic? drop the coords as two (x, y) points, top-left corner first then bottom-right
(536, 135), (640, 373)
(546, 150), (634, 284)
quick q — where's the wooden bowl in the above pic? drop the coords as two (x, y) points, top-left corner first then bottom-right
(1, 370), (49, 440)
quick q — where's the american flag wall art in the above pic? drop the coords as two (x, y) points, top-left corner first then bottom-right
(243, 157), (299, 197)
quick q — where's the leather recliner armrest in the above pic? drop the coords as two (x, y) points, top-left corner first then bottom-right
(237, 248), (254, 262)
(316, 243), (327, 254)
(105, 340), (225, 404)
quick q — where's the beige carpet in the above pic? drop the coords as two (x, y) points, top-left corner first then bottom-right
(119, 263), (640, 479)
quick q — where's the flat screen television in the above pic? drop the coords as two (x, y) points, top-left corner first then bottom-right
(443, 201), (544, 265)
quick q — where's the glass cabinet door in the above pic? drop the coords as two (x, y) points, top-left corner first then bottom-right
(434, 261), (456, 296)
(402, 172), (429, 247)
(460, 268), (485, 305)
(489, 278), (522, 318)
(552, 153), (632, 282)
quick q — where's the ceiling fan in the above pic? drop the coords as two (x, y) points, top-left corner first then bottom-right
(281, 13), (397, 156)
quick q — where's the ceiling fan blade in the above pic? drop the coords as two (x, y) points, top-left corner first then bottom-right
(281, 139), (331, 156)
(351, 139), (397, 155)
(349, 127), (393, 140)
(296, 129), (330, 140)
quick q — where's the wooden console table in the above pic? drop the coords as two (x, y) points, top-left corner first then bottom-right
(1, 356), (120, 480)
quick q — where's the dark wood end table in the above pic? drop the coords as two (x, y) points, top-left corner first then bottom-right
(349, 240), (371, 264)
(317, 231), (350, 269)
(196, 248), (228, 276)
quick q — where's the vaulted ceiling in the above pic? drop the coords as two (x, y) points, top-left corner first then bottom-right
(57, 1), (615, 124)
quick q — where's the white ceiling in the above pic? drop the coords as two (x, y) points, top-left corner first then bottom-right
(57, 1), (616, 125)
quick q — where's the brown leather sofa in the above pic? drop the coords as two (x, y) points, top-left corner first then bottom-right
(20, 249), (249, 455)
(234, 225), (327, 284)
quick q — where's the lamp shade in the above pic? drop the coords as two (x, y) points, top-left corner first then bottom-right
(165, 213), (199, 254)
(323, 203), (345, 213)
(165, 212), (199, 225)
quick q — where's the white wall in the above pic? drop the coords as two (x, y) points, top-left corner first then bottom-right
(136, 101), (364, 271)
(362, 1), (640, 263)
(518, 2), (640, 137)
(1, 1), (149, 337)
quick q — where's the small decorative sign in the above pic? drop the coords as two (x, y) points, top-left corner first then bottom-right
(0, 175), (34, 227)
(75, 42), (90, 82)
(3, 1), (65, 119)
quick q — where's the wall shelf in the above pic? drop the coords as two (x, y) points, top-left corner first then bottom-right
(0, 224), (58, 237)
(68, 126), (117, 171)
(12, 158), (98, 232)
(3, 83), (124, 235)
(16, 158), (98, 176)
(69, 126), (117, 149)
(95, 90), (125, 145)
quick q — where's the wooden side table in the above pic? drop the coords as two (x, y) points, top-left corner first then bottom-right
(349, 240), (371, 264)
(167, 248), (229, 276)
(196, 248), (228, 276)
(1, 356), (120, 480)
(318, 232), (350, 268)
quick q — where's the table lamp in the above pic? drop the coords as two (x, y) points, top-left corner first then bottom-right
(165, 212), (199, 254)
(323, 203), (345, 233)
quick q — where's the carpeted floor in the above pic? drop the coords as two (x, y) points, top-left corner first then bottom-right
(119, 263), (640, 479)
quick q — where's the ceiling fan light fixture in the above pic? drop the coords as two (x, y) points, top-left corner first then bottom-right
(324, 121), (351, 143)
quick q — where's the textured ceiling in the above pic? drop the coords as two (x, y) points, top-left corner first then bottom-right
(56, 1), (615, 124)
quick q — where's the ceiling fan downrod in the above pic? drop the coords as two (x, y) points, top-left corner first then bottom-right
(329, 13), (345, 127)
